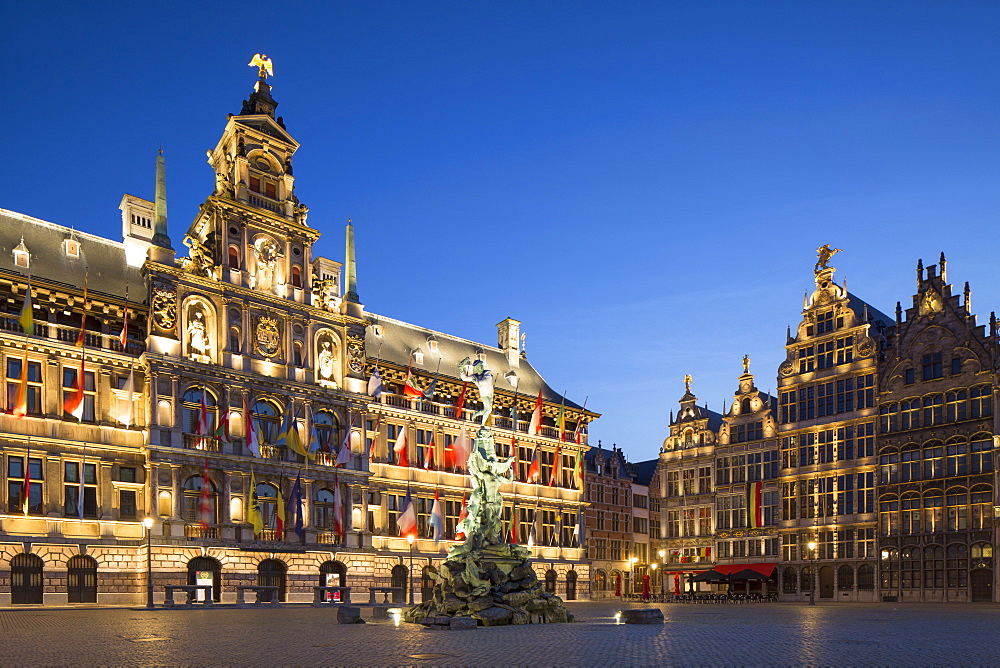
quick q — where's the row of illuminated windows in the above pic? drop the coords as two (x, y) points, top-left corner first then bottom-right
(781, 564), (876, 593)
(717, 451), (779, 485)
(795, 335), (854, 374)
(592, 539), (642, 562)
(715, 538), (779, 560)
(6, 456), (138, 519)
(716, 491), (779, 529)
(878, 385), (992, 432)
(587, 483), (631, 507)
(594, 510), (630, 533)
(781, 529), (877, 561)
(780, 473), (876, 520)
(901, 352), (963, 385)
(729, 421), (764, 443)
(5, 360), (102, 422)
(880, 543), (992, 589)
(878, 435), (993, 483)
(2, 302), (139, 346)
(780, 423), (875, 468)
(878, 486), (993, 535)
(665, 506), (712, 538)
(779, 374), (875, 424)
(664, 467), (712, 497)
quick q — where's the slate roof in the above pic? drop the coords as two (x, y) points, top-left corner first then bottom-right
(364, 313), (592, 413)
(630, 458), (660, 486)
(0, 208), (141, 301)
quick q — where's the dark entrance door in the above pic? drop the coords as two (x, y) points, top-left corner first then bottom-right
(257, 559), (287, 602)
(819, 565), (835, 599)
(319, 561), (347, 602)
(188, 557), (222, 602)
(566, 570), (577, 600)
(67, 555), (97, 603)
(420, 566), (436, 603)
(970, 569), (993, 602)
(11, 553), (44, 604)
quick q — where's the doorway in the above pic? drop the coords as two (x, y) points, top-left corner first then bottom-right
(257, 559), (287, 602)
(819, 565), (835, 599)
(67, 555), (98, 603)
(970, 569), (993, 602)
(188, 556), (222, 602)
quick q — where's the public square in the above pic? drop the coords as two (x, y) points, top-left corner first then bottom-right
(1, 601), (998, 666)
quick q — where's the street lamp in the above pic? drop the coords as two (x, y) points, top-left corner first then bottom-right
(807, 540), (818, 606)
(658, 549), (666, 597)
(650, 562), (658, 597)
(143, 517), (154, 608)
(407, 533), (415, 605)
(630, 556), (638, 595)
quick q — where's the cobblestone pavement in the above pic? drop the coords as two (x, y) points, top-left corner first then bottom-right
(0, 601), (997, 666)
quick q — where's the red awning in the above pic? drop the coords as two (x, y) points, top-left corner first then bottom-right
(713, 563), (776, 576)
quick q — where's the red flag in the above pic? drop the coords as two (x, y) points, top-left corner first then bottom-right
(394, 428), (410, 467)
(455, 494), (468, 540)
(63, 357), (86, 420)
(548, 443), (562, 487)
(443, 435), (455, 470)
(198, 459), (212, 528)
(403, 367), (423, 398)
(423, 434), (434, 470)
(510, 434), (518, 480)
(332, 474), (344, 536)
(196, 388), (210, 447)
(118, 298), (129, 349)
(455, 382), (468, 418)
(526, 447), (540, 483)
(529, 389), (543, 435)
(11, 356), (28, 419)
(453, 425), (471, 471)
(75, 274), (88, 348)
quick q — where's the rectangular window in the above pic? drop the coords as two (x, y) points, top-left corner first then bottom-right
(816, 310), (834, 334)
(595, 539), (607, 561)
(119, 466), (137, 483)
(922, 353), (943, 381)
(8, 456), (43, 515)
(119, 489), (137, 519)
(63, 367), (97, 422)
(6, 359), (42, 416)
(249, 176), (261, 192)
(950, 357), (962, 375)
(64, 461), (98, 518)
(904, 368), (915, 385)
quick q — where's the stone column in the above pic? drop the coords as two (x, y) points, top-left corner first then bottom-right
(170, 465), (181, 520)
(100, 462), (115, 520)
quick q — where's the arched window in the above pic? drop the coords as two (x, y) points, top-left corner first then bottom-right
(970, 435), (993, 474)
(879, 495), (899, 536)
(320, 560), (347, 601)
(257, 559), (287, 602)
(946, 440), (968, 477)
(880, 547), (898, 590)
(923, 442), (944, 479)
(291, 266), (302, 288)
(782, 566), (797, 593)
(181, 387), (217, 436)
(565, 570), (578, 600)
(971, 542), (993, 566)
(741, 398), (751, 414)
(313, 410), (337, 453)
(255, 482), (279, 536)
(594, 569), (607, 592)
(314, 488), (338, 534)
(946, 390), (967, 422)
(900, 444), (921, 482)
(293, 342), (303, 367)
(390, 564), (408, 591)
(229, 327), (241, 353)
(857, 564), (875, 591)
(182, 474), (217, 524)
(924, 490), (944, 532)
(228, 245), (240, 268)
(900, 399), (920, 430)
(946, 487), (968, 532)
(544, 569), (557, 594)
(971, 484), (992, 529)
(947, 544), (968, 588)
(11, 553), (44, 604)
(67, 555), (98, 603)
(800, 566), (814, 593)
(188, 556), (221, 602)
(900, 546), (920, 589)
(970, 385), (991, 418)
(879, 447), (899, 484)
(251, 401), (281, 444)
(924, 545), (944, 589)
(879, 403), (899, 433)
(837, 565), (854, 591)
(901, 493), (921, 535)
(922, 394), (943, 426)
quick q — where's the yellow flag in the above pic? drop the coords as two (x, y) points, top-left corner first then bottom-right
(19, 287), (33, 336)
(247, 470), (263, 536)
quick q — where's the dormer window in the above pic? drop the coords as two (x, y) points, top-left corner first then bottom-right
(413, 349), (425, 365)
(64, 238), (80, 258)
(12, 240), (29, 268)
(427, 337), (438, 353)
(371, 324), (384, 337)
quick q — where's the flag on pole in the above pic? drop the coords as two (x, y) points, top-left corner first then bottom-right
(548, 443), (562, 487)
(397, 489), (417, 538)
(19, 282), (33, 336)
(430, 489), (445, 545)
(367, 366), (383, 400)
(529, 388), (543, 435)
(393, 428), (410, 467)
(507, 507), (518, 544)
(747, 481), (763, 529)
(403, 366), (424, 398)
(443, 434), (455, 470)
(453, 425), (471, 471)
(368, 412), (382, 461)
(526, 446), (540, 483)
(572, 454), (584, 489)
(572, 396), (589, 444)
(527, 509), (537, 547)
(277, 404), (310, 458)
(77, 452), (86, 520)
(215, 393), (232, 444)
(276, 483), (286, 537)
(455, 382), (468, 418)
(12, 355), (28, 419)
(336, 414), (353, 467)
(244, 395), (261, 458)
(22, 447), (31, 516)
(555, 394), (566, 441)
(307, 408), (322, 456)
(455, 494), (468, 540)
(423, 433), (434, 470)
(332, 474), (344, 536)
(247, 470), (263, 536)
(75, 273), (88, 348)
(286, 473), (304, 540)
(63, 357), (86, 421)
(118, 288), (129, 348)
(196, 388), (210, 447)
(198, 459), (212, 528)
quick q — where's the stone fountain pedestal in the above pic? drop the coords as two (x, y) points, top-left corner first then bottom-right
(403, 542), (572, 627)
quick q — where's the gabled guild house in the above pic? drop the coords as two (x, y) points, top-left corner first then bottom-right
(0, 59), (597, 605)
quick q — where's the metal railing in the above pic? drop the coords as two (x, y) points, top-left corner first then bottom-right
(184, 524), (219, 539)
(183, 433), (221, 452)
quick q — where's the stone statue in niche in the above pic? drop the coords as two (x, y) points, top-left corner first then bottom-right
(253, 237), (279, 291)
(187, 307), (210, 361)
(316, 335), (338, 387)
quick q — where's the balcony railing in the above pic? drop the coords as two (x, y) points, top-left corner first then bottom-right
(183, 433), (221, 452)
(1, 316), (145, 355)
(257, 529), (280, 541)
(259, 445), (284, 460)
(316, 531), (345, 545)
(184, 524), (219, 539)
(247, 194), (284, 214)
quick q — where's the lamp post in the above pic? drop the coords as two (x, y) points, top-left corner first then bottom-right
(650, 562), (658, 598)
(807, 540), (817, 605)
(143, 517), (154, 608)
(407, 533), (415, 605)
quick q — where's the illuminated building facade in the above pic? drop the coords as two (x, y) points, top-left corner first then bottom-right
(876, 256), (997, 602)
(583, 442), (638, 597)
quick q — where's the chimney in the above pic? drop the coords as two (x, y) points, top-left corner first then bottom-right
(497, 318), (521, 366)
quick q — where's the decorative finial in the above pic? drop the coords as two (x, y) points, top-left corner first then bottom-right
(814, 244), (842, 274)
(939, 252), (947, 282)
(683, 374), (692, 392)
(249, 54), (274, 80)
(742, 354), (750, 375)
(964, 281), (972, 312)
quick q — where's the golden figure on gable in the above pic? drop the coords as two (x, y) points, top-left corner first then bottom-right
(919, 289), (944, 316)
(815, 244), (843, 274)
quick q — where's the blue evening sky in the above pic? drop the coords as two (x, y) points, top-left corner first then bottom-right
(3, 2), (998, 461)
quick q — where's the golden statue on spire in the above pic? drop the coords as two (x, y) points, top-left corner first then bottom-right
(684, 374), (692, 393)
(815, 244), (842, 274)
(249, 54), (274, 79)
